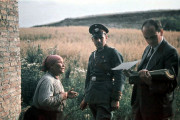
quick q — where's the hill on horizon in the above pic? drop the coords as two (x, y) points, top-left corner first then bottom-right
(35, 9), (180, 31)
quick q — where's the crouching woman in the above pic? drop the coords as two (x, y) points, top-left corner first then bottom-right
(24, 55), (78, 120)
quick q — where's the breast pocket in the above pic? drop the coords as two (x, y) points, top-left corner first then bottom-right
(98, 56), (111, 71)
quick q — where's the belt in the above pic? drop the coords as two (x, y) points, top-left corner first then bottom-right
(90, 76), (112, 82)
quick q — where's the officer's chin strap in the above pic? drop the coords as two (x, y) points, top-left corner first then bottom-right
(94, 51), (96, 59)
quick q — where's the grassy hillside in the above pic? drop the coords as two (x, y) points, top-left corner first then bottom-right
(35, 9), (180, 31)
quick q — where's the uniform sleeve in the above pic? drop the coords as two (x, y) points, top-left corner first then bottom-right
(85, 62), (91, 90)
(149, 48), (179, 94)
(84, 54), (93, 94)
(111, 49), (125, 101)
(38, 78), (63, 110)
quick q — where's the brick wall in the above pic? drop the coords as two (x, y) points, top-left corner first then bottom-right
(0, 0), (21, 119)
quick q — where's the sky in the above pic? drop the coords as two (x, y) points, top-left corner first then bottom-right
(18, 0), (180, 28)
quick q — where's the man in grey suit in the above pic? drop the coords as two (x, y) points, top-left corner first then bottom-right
(126, 19), (179, 120)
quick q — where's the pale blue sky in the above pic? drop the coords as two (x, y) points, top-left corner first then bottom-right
(18, 0), (180, 28)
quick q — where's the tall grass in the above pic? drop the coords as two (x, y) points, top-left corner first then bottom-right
(20, 27), (180, 62)
(20, 26), (180, 120)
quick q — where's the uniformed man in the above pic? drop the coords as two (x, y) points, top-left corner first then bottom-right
(80, 24), (125, 120)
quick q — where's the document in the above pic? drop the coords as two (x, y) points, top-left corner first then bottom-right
(112, 60), (140, 70)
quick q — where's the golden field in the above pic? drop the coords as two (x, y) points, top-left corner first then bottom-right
(20, 26), (180, 119)
(20, 26), (180, 67)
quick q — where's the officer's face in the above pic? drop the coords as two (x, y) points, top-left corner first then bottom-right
(92, 32), (107, 50)
(142, 25), (163, 47)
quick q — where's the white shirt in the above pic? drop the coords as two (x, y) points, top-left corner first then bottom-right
(145, 37), (164, 69)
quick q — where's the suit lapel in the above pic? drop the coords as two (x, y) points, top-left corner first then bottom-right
(146, 39), (166, 70)
(138, 46), (151, 71)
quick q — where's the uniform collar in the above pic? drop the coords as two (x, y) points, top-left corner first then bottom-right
(96, 44), (108, 52)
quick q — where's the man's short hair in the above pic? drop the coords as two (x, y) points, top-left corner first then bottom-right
(141, 19), (163, 32)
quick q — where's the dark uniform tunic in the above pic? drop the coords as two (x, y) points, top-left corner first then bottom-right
(84, 44), (125, 119)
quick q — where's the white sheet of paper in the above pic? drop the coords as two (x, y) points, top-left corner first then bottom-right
(112, 60), (140, 70)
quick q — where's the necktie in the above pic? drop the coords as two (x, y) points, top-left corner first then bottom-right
(142, 47), (154, 69)
(147, 47), (154, 60)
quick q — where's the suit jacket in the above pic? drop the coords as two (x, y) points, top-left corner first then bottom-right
(131, 39), (179, 118)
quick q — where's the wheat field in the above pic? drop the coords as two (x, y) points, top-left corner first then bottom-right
(20, 26), (180, 66)
(20, 26), (180, 119)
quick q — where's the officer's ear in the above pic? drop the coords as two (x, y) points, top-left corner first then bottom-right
(91, 36), (94, 42)
(105, 34), (108, 39)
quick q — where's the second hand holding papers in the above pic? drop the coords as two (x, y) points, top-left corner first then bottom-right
(112, 60), (140, 70)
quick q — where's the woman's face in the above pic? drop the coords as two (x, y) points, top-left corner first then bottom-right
(50, 57), (65, 76)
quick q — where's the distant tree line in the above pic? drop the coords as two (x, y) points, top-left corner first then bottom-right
(160, 16), (180, 31)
